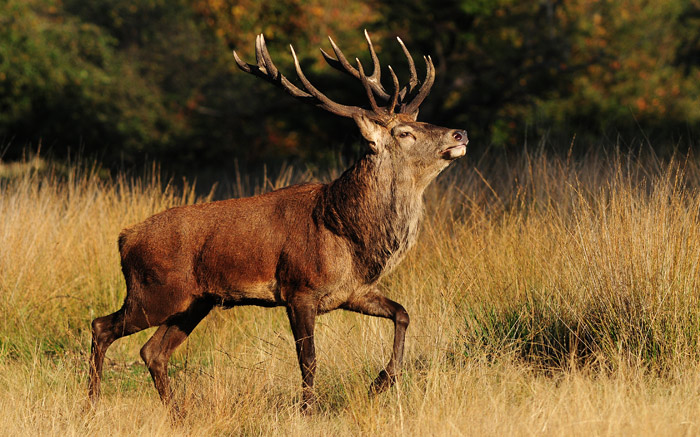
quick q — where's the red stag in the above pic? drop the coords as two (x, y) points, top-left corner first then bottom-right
(89, 31), (467, 412)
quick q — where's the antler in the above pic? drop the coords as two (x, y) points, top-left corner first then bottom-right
(233, 32), (435, 122)
(233, 34), (367, 119)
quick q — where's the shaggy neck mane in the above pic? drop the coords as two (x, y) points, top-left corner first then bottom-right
(316, 153), (425, 282)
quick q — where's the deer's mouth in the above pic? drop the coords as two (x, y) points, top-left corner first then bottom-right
(441, 143), (467, 160)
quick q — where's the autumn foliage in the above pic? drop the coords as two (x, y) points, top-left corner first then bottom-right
(1, 0), (698, 168)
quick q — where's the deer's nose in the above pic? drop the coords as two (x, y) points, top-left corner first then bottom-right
(452, 130), (468, 143)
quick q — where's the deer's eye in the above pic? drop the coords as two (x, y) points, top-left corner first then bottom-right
(397, 131), (413, 139)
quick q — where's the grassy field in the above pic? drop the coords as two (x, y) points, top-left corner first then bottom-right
(2, 148), (700, 436)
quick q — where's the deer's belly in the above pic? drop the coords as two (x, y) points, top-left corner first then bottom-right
(217, 280), (281, 307)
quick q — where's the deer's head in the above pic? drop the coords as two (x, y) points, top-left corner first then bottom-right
(234, 31), (467, 186)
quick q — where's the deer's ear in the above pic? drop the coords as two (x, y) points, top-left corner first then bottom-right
(353, 114), (387, 154)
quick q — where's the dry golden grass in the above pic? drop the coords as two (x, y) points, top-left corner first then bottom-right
(2, 149), (700, 436)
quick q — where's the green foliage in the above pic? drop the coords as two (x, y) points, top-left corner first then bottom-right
(0, 0), (176, 163)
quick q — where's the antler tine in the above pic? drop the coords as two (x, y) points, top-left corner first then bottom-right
(363, 30), (390, 100)
(233, 49), (253, 73)
(320, 34), (391, 101)
(402, 55), (435, 115)
(356, 58), (381, 114)
(256, 34), (277, 77)
(255, 34), (266, 72)
(290, 44), (366, 118)
(233, 35), (311, 99)
(387, 65), (400, 114)
(396, 36), (418, 101)
(320, 36), (359, 77)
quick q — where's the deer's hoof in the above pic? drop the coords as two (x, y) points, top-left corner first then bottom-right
(168, 403), (186, 424)
(300, 391), (317, 414)
(369, 369), (396, 395)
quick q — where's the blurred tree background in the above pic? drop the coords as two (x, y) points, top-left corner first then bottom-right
(1, 0), (699, 172)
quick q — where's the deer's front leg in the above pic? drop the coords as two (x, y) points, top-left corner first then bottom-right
(342, 288), (410, 394)
(286, 295), (318, 412)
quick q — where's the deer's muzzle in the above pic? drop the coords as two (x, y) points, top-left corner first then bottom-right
(441, 130), (468, 160)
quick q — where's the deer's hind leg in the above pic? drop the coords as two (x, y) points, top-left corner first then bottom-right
(140, 299), (213, 409)
(89, 272), (203, 405)
(89, 302), (156, 404)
